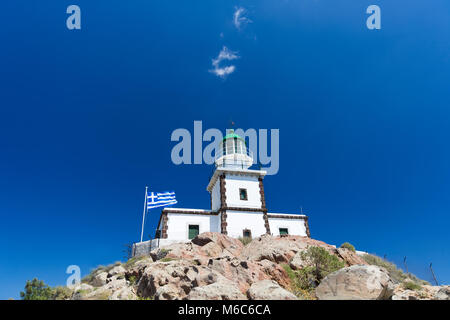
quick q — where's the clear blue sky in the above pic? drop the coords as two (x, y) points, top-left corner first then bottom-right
(1, 1), (449, 299)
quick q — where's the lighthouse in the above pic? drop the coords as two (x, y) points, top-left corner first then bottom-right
(133, 130), (310, 255)
(207, 129), (270, 238)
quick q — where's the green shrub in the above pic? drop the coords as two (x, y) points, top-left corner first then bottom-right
(283, 246), (345, 299)
(403, 281), (422, 291)
(128, 275), (138, 285)
(340, 242), (356, 252)
(300, 246), (345, 284)
(52, 286), (73, 300)
(124, 255), (148, 269)
(20, 278), (54, 300)
(281, 264), (314, 299)
(20, 279), (74, 300)
(238, 237), (252, 246)
(160, 257), (175, 262)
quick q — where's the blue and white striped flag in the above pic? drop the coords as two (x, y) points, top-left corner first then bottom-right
(146, 191), (177, 210)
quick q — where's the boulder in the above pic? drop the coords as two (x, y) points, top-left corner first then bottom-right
(240, 234), (336, 264)
(105, 277), (127, 291)
(92, 272), (108, 287)
(73, 286), (113, 300)
(110, 287), (137, 300)
(154, 242), (208, 265)
(71, 283), (94, 300)
(434, 286), (450, 300)
(83, 288), (113, 300)
(289, 252), (309, 270)
(148, 233), (244, 266)
(336, 248), (369, 266)
(150, 248), (170, 261)
(192, 232), (244, 257)
(73, 283), (93, 292)
(188, 280), (247, 300)
(391, 289), (420, 300)
(391, 283), (450, 300)
(256, 259), (291, 289)
(315, 265), (395, 300)
(156, 283), (184, 300)
(125, 256), (153, 279)
(108, 265), (126, 277)
(137, 259), (224, 299)
(192, 270), (227, 287)
(247, 280), (298, 300)
(207, 256), (271, 293)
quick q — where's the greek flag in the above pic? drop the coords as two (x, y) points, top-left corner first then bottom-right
(146, 191), (177, 210)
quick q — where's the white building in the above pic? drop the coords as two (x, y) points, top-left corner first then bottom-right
(133, 131), (310, 256)
(156, 130), (310, 242)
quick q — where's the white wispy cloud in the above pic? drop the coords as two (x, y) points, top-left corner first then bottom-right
(233, 7), (252, 30)
(209, 46), (240, 78)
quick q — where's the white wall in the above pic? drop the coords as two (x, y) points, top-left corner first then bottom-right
(225, 174), (262, 208)
(226, 210), (266, 239)
(268, 217), (307, 236)
(209, 214), (220, 233)
(166, 213), (212, 241)
(211, 181), (220, 211)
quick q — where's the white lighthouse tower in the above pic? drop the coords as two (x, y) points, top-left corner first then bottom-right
(207, 130), (270, 238)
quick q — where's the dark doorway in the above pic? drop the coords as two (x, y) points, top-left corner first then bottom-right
(188, 225), (200, 239)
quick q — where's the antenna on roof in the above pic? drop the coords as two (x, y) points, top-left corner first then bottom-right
(227, 119), (235, 134)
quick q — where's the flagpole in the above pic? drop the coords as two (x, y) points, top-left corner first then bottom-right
(140, 186), (148, 243)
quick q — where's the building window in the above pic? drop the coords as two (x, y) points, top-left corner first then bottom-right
(188, 225), (200, 239)
(279, 228), (289, 235)
(239, 188), (248, 200)
(243, 229), (252, 239)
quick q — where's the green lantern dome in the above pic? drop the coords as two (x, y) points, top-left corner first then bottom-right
(216, 129), (253, 169)
(222, 130), (245, 142)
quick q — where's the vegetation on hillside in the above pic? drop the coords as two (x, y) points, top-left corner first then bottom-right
(238, 236), (252, 246)
(20, 278), (73, 300)
(362, 253), (429, 286)
(340, 242), (356, 252)
(403, 281), (422, 291)
(81, 261), (122, 284)
(284, 246), (345, 299)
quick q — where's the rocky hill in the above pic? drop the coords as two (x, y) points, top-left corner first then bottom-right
(71, 233), (449, 300)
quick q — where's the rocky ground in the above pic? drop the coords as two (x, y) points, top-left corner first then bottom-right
(71, 232), (449, 300)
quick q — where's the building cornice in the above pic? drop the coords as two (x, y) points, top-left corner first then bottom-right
(206, 167), (267, 192)
(267, 214), (308, 220)
(162, 208), (216, 215)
